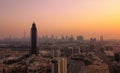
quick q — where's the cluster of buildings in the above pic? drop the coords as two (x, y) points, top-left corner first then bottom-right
(0, 22), (120, 73)
(0, 23), (68, 73)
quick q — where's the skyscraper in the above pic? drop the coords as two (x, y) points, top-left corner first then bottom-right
(31, 22), (37, 54)
(52, 58), (67, 73)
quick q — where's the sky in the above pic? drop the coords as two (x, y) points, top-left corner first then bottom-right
(0, 0), (120, 39)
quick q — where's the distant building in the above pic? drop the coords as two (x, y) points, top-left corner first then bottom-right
(52, 49), (61, 57)
(114, 52), (120, 62)
(65, 47), (73, 56)
(31, 22), (38, 54)
(90, 38), (97, 44)
(100, 36), (103, 42)
(100, 36), (104, 45)
(64, 46), (80, 55)
(61, 35), (65, 41)
(51, 35), (55, 40)
(77, 36), (84, 43)
(69, 35), (75, 42)
(65, 36), (69, 40)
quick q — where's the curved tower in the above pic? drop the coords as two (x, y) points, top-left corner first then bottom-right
(31, 22), (37, 54)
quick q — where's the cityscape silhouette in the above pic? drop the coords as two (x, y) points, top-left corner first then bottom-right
(0, 0), (120, 73)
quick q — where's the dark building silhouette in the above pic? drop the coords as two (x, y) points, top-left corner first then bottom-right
(52, 60), (59, 73)
(31, 22), (38, 54)
(114, 52), (120, 62)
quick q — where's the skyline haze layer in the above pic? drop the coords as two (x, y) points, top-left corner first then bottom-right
(0, 0), (120, 39)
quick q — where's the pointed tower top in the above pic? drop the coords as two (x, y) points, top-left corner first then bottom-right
(32, 22), (36, 27)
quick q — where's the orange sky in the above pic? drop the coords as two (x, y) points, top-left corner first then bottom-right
(0, 0), (120, 39)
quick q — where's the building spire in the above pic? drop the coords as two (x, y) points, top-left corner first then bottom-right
(31, 22), (38, 54)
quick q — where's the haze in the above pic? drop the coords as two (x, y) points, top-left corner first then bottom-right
(0, 0), (120, 39)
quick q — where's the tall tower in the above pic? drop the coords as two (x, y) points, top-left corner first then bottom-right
(31, 22), (37, 54)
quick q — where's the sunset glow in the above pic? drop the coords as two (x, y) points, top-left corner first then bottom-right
(0, 0), (120, 39)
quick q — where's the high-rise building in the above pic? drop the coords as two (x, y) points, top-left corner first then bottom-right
(52, 60), (59, 73)
(52, 58), (67, 73)
(31, 22), (38, 54)
(59, 58), (67, 73)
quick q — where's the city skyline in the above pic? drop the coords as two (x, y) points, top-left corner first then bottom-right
(0, 0), (120, 39)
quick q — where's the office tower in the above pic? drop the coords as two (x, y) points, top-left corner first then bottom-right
(31, 22), (38, 54)
(52, 58), (67, 73)
(59, 58), (67, 73)
(52, 60), (59, 73)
